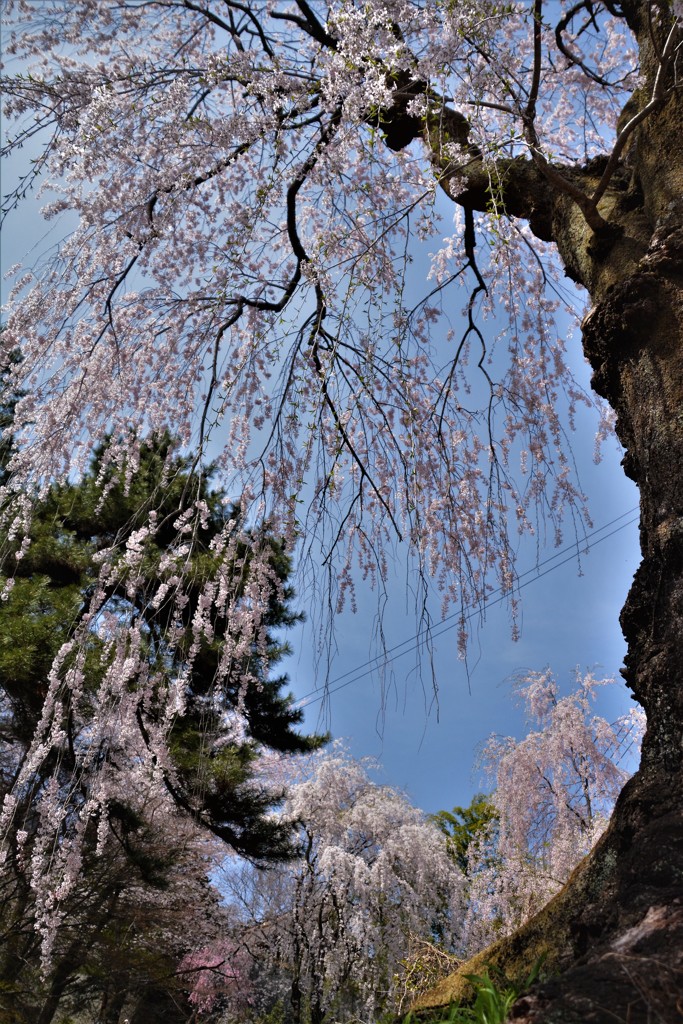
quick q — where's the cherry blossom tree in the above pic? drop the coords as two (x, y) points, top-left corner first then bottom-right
(461, 670), (646, 954)
(2, 0), (683, 1015)
(179, 938), (255, 1021)
(215, 745), (464, 1024)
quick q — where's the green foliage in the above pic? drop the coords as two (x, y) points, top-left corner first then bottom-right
(106, 800), (173, 887)
(452, 971), (520, 1024)
(0, 421), (326, 1021)
(255, 999), (287, 1024)
(431, 795), (498, 874)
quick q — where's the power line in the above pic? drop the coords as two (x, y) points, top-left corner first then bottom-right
(294, 507), (639, 710)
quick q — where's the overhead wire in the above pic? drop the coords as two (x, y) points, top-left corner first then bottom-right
(294, 506), (640, 710)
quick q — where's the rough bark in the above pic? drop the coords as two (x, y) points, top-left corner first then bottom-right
(413, 3), (683, 1019)
(507, 217), (683, 1024)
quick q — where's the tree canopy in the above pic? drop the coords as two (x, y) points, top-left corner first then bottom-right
(460, 670), (645, 953)
(214, 745), (465, 1024)
(2, 0), (642, 627)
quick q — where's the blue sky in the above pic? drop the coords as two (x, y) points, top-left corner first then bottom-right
(281, 379), (640, 814)
(1, 104), (642, 821)
(267, 193), (642, 816)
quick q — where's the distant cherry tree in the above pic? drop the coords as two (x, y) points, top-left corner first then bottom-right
(216, 745), (464, 1024)
(461, 670), (645, 953)
(179, 938), (255, 1020)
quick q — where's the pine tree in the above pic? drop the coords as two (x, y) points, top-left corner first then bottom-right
(0, 430), (324, 1022)
(2, 435), (323, 853)
(432, 795), (499, 877)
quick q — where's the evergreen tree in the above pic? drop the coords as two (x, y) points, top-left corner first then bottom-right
(0, 430), (324, 1022)
(1, 434), (323, 856)
(432, 795), (499, 877)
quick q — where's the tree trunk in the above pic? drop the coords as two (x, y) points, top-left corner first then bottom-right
(516, 9), (683, 1014)
(35, 951), (80, 1024)
(100, 976), (129, 1024)
(510, 214), (683, 1024)
(414, 4), (683, 1019)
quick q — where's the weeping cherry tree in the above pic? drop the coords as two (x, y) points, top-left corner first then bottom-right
(2, 0), (683, 1016)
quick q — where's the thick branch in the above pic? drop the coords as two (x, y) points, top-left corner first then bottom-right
(425, 108), (558, 242)
(375, 87), (582, 243)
